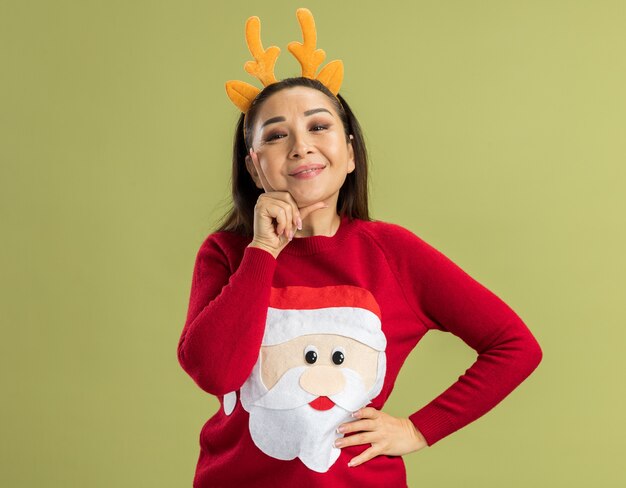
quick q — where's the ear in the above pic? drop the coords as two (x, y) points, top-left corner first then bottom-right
(245, 154), (263, 189)
(347, 134), (356, 173)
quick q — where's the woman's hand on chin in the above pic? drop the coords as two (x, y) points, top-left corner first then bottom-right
(247, 149), (329, 259)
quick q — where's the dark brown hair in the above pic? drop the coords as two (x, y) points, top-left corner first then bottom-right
(212, 77), (372, 236)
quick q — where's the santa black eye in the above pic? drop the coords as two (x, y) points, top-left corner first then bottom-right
(332, 347), (345, 365)
(304, 345), (318, 364)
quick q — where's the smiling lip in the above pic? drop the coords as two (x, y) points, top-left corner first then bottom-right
(289, 163), (326, 176)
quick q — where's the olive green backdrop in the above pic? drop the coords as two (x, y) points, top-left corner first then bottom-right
(2, 0), (624, 486)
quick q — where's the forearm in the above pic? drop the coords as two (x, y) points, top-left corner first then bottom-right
(177, 245), (277, 395)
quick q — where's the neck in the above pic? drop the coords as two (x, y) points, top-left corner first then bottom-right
(294, 206), (341, 237)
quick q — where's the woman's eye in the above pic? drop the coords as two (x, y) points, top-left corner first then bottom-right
(311, 124), (329, 132)
(265, 133), (285, 142)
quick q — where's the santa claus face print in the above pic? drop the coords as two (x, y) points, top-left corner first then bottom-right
(246, 86), (355, 208)
(239, 333), (386, 473)
(221, 284), (387, 472)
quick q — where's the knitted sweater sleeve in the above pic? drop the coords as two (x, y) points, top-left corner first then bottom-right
(379, 223), (543, 447)
(177, 235), (277, 396)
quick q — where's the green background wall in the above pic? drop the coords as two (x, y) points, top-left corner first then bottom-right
(2, 1), (624, 486)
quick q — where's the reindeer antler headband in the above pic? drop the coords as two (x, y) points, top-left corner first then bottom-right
(225, 8), (344, 114)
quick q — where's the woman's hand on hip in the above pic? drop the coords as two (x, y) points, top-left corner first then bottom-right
(334, 407), (429, 468)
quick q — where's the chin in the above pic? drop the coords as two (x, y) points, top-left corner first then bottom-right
(292, 188), (325, 203)
(294, 186), (341, 206)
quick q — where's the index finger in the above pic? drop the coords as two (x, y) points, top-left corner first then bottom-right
(249, 149), (275, 193)
(353, 407), (378, 418)
(337, 418), (375, 434)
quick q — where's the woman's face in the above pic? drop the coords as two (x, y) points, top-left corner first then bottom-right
(245, 86), (355, 207)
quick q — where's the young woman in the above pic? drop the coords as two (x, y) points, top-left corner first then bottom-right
(177, 9), (542, 488)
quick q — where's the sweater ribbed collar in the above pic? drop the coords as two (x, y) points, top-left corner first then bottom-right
(281, 213), (358, 256)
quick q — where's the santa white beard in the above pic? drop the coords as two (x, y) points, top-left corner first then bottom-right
(240, 363), (378, 473)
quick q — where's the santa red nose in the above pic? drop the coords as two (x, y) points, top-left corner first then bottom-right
(308, 396), (336, 411)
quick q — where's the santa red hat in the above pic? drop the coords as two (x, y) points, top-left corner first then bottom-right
(263, 285), (386, 351)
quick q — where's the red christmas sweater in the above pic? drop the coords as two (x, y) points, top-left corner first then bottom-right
(177, 214), (543, 487)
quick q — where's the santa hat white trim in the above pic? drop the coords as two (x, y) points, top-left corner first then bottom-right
(263, 306), (386, 351)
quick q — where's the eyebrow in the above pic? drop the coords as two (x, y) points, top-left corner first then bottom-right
(260, 108), (334, 129)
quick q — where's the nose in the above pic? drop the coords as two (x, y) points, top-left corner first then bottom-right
(288, 130), (313, 159)
(299, 365), (345, 396)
